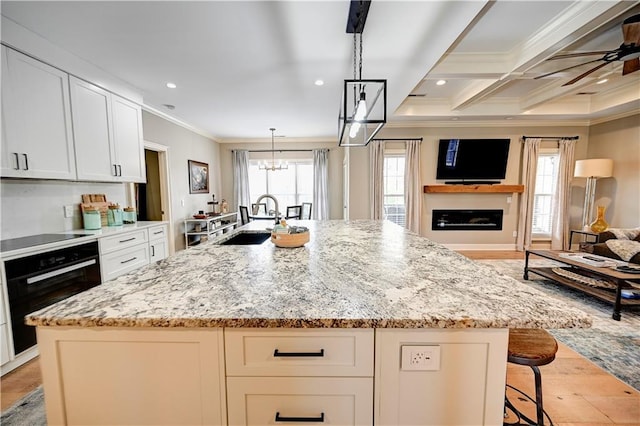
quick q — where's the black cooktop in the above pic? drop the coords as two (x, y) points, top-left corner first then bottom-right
(0, 234), (88, 253)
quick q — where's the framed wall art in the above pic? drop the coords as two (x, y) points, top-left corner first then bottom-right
(188, 160), (209, 194)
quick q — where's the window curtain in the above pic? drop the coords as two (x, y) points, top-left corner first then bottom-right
(516, 138), (541, 251)
(551, 138), (577, 250)
(233, 150), (250, 213)
(404, 140), (422, 233)
(313, 149), (329, 219)
(370, 140), (385, 220)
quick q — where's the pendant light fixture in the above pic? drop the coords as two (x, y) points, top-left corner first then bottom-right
(259, 128), (288, 171)
(338, 0), (386, 147)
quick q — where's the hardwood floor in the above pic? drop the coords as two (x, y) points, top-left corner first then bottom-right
(1, 250), (638, 425)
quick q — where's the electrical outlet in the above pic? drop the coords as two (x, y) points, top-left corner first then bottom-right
(63, 205), (74, 218)
(401, 345), (441, 371)
(506, 196), (512, 204)
(512, 230), (517, 238)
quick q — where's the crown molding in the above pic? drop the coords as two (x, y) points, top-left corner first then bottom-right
(385, 119), (591, 128)
(588, 109), (640, 126)
(142, 105), (220, 142)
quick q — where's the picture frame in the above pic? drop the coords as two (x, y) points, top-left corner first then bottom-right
(188, 160), (209, 194)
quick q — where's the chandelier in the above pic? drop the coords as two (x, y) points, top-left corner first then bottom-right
(338, 0), (386, 147)
(258, 128), (288, 171)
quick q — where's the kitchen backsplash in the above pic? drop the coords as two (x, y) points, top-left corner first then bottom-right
(1, 179), (127, 240)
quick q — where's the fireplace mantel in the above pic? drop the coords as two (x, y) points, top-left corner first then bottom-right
(423, 185), (524, 194)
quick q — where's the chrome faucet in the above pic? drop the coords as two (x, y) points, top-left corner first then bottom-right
(254, 194), (280, 224)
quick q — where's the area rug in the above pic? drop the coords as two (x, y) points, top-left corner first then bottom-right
(0, 385), (45, 426)
(479, 258), (640, 391)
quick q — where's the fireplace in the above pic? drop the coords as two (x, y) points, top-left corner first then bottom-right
(432, 209), (503, 231)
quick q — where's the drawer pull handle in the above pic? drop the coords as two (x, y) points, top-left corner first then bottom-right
(119, 237), (136, 243)
(22, 153), (29, 170)
(153, 231), (163, 235)
(13, 153), (20, 170)
(275, 412), (324, 423)
(273, 349), (324, 357)
(120, 256), (137, 264)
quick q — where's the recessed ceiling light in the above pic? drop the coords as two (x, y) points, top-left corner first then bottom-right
(596, 79), (608, 85)
(436, 80), (447, 86)
(314, 79), (324, 86)
(166, 82), (177, 89)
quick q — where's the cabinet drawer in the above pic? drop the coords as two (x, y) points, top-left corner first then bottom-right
(99, 230), (148, 254)
(227, 377), (373, 426)
(101, 244), (149, 282)
(148, 224), (167, 242)
(225, 329), (374, 377)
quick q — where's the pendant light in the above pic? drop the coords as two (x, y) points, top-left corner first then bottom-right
(258, 128), (288, 171)
(338, 0), (386, 147)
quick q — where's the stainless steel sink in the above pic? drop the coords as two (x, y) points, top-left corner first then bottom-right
(219, 232), (271, 245)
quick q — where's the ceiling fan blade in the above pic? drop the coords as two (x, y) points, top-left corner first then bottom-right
(534, 58), (603, 79)
(622, 58), (640, 75)
(562, 61), (610, 86)
(548, 51), (612, 60)
(621, 14), (640, 46)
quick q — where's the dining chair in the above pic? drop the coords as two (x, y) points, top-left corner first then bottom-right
(301, 202), (312, 219)
(285, 205), (302, 220)
(251, 203), (267, 215)
(239, 206), (250, 225)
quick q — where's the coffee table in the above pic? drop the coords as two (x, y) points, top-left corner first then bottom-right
(525, 249), (640, 320)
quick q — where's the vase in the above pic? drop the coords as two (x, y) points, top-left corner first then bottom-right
(590, 205), (609, 233)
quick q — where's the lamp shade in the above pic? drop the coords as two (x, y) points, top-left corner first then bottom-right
(574, 158), (613, 178)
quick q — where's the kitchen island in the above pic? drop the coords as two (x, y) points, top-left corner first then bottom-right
(27, 220), (590, 425)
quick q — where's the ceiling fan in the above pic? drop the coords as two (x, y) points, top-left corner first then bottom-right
(535, 13), (640, 86)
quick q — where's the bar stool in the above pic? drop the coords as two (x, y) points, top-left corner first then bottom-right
(504, 328), (558, 426)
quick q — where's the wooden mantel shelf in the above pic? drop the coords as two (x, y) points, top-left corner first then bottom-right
(423, 184), (524, 194)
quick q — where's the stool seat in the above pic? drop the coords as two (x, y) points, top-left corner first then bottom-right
(508, 328), (558, 367)
(504, 328), (558, 426)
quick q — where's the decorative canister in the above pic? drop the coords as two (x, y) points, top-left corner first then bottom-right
(123, 207), (137, 224)
(83, 208), (102, 230)
(221, 199), (229, 214)
(107, 204), (123, 226)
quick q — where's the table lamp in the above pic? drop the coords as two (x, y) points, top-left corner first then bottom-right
(574, 158), (613, 230)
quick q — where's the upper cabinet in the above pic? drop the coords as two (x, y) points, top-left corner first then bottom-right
(1, 46), (76, 180)
(71, 76), (145, 183)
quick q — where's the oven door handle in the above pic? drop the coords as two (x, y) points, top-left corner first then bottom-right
(26, 259), (97, 285)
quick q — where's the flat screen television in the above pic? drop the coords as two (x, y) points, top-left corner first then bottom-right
(436, 138), (510, 182)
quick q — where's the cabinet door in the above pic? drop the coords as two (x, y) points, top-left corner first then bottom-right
(70, 76), (118, 181)
(1, 47), (76, 179)
(150, 240), (167, 263)
(111, 95), (145, 182)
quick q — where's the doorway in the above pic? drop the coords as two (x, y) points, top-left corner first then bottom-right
(127, 141), (174, 255)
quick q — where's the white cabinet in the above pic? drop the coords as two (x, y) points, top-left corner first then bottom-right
(71, 76), (145, 183)
(374, 329), (508, 426)
(1, 46), (76, 179)
(99, 229), (149, 282)
(184, 212), (238, 248)
(149, 224), (168, 263)
(0, 269), (10, 366)
(225, 329), (374, 425)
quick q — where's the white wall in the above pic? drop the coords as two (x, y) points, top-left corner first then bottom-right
(347, 124), (592, 247)
(586, 114), (640, 229)
(0, 180), (126, 239)
(141, 110), (221, 251)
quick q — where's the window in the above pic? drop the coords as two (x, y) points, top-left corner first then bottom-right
(248, 160), (313, 213)
(532, 150), (559, 237)
(383, 154), (405, 227)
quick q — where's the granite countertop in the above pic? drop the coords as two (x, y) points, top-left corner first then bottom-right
(0, 221), (168, 259)
(26, 220), (591, 329)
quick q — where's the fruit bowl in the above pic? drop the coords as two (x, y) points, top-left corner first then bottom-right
(270, 231), (310, 248)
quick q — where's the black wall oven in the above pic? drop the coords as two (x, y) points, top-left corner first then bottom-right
(5, 241), (101, 354)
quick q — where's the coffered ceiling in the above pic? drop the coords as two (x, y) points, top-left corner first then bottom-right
(2, 1), (639, 142)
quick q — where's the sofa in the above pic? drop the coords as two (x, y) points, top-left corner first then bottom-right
(582, 228), (640, 264)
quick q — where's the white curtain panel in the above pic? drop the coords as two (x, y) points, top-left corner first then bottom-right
(369, 140), (385, 220)
(404, 140), (422, 233)
(516, 138), (541, 251)
(551, 138), (577, 250)
(313, 149), (329, 219)
(233, 150), (251, 214)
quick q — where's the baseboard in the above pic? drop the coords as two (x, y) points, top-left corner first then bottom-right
(443, 244), (517, 251)
(1, 346), (39, 376)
